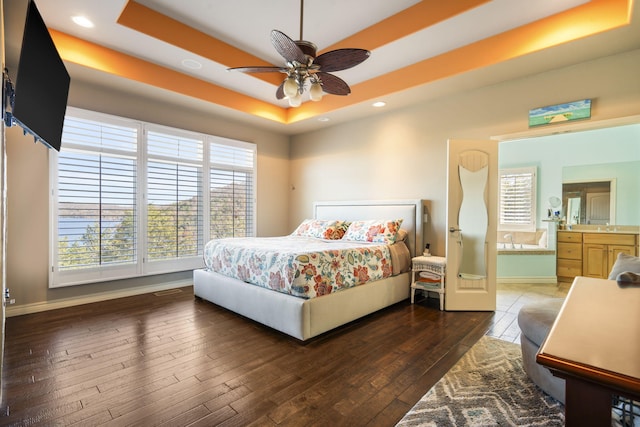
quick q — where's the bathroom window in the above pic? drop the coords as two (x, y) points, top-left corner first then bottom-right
(498, 166), (537, 232)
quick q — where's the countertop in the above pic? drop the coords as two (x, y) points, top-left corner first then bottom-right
(558, 228), (639, 235)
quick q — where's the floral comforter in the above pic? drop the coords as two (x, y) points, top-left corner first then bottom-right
(203, 236), (393, 299)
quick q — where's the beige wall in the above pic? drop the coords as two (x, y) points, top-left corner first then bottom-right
(6, 48), (640, 313)
(290, 49), (640, 257)
(6, 79), (291, 311)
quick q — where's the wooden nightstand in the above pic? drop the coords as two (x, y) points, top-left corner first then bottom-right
(411, 256), (446, 310)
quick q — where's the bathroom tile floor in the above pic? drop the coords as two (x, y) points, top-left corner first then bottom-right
(487, 281), (572, 344)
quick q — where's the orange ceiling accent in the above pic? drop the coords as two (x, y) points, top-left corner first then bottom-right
(50, 30), (287, 123)
(288, 0), (632, 123)
(117, 1), (283, 86)
(52, 0), (632, 125)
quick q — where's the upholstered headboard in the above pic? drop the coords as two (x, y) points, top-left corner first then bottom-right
(313, 199), (425, 257)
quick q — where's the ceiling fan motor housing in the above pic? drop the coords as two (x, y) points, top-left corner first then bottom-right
(295, 40), (317, 58)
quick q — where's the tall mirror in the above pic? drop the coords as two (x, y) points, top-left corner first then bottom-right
(457, 152), (488, 280)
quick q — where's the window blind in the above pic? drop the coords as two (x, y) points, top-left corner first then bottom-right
(56, 116), (137, 272)
(209, 140), (255, 239)
(146, 130), (203, 261)
(499, 167), (536, 231)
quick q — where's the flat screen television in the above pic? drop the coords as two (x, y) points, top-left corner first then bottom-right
(11, 0), (70, 151)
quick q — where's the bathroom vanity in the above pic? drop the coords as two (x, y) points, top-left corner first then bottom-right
(557, 230), (639, 282)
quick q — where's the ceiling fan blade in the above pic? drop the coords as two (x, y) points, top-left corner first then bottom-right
(317, 72), (351, 96)
(271, 30), (307, 64)
(227, 66), (286, 73)
(276, 81), (286, 100)
(314, 49), (370, 72)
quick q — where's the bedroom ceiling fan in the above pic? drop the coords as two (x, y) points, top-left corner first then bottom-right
(227, 0), (370, 107)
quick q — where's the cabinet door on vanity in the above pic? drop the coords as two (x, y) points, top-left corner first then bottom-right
(583, 244), (608, 278)
(582, 233), (638, 279)
(607, 245), (637, 273)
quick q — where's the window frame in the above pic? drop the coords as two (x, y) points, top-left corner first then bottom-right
(143, 123), (206, 276)
(49, 107), (256, 288)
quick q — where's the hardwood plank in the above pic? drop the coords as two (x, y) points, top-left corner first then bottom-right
(83, 375), (180, 413)
(108, 382), (232, 426)
(155, 404), (212, 427)
(185, 405), (238, 427)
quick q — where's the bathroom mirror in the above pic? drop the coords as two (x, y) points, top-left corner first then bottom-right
(562, 160), (639, 226)
(562, 181), (612, 225)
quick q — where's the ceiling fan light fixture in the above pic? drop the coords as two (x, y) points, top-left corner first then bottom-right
(288, 92), (302, 107)
(309, 82), (323, 101)
(283, 76), (299, 98)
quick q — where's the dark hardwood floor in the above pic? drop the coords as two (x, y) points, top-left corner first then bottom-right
(0, 287), (494, 426)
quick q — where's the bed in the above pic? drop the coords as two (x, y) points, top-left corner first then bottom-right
(193, 199), (425, 340)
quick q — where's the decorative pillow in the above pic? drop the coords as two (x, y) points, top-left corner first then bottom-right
(608, 252), (640, 280)
(342, 219), (404, 244)
(291, 219), (349, 240)
(396, 228), (409, 243)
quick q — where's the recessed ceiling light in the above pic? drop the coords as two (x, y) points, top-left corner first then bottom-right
(72, 16), (94, 28)
(181, 59), (203, 70)
(372, 101), (386, 108)
(318, 117), (330, 122)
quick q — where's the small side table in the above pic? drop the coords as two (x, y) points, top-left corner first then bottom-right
(411, 255), (446, 310)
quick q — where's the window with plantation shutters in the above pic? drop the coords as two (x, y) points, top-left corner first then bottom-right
(498, 167), (537, 232)
(209, 139), (255, 239)
(53, 112), (139, 286)
(50, 107), (256, 287)
(146, 128), (203, 265)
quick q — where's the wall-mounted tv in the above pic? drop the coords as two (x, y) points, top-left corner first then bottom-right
(11, 0), (70, 151)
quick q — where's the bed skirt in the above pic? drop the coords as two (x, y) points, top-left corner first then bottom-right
(193, 268), (410, 341)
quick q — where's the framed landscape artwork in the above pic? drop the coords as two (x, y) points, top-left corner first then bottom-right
(528, 99), (592, 127)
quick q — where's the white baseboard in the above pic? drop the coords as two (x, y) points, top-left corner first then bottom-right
(6, 279), (193, 317)
(6, 276), (558, 317)
(497, 276), (558, 284)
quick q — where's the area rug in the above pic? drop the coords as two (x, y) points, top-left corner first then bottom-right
(396, 336), (565, 426)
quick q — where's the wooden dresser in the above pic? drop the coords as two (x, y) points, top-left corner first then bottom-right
(557, 230), (639, 282)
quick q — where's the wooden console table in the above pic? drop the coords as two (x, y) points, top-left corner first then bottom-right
(537, 276), (640, 426)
